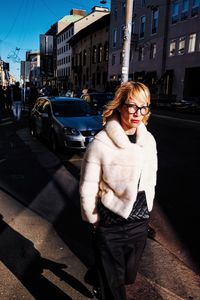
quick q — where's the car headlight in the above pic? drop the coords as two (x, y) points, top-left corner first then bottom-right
(63, 127), (79, 135)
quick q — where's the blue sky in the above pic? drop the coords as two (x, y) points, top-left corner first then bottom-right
(0, 0), (110, 81)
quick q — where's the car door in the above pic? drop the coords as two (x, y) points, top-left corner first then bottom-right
(39, 101), (53, 138)
(33, 98), (46, 136)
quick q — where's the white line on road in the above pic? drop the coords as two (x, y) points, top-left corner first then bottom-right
(152, 113), (200, 125)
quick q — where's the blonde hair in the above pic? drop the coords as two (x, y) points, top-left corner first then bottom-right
(103, 81), (151, 126)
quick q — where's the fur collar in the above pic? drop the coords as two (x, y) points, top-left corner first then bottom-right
(103, 114), (148, 149)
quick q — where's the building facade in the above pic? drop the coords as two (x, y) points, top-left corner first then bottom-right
(56, 9), (86, 92)
(0, 60), (10, 86)
(108, 0), (200, 101)
(56, 7), (109, 93)
(165, 0), (200, 100)
(69, 13), (110, 93)
(26, 51), (41, 87)
(22, 1), (200, 101)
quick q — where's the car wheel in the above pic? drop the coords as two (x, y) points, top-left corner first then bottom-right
(50, 132), (58, 152)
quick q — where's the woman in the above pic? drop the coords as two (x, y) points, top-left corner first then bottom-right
(80, 81), (158, 300)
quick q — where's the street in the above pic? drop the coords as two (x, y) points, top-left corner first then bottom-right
(0, 109), (200, 299)
(149, 110), (200, 272)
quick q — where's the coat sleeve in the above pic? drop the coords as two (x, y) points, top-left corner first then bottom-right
(143, 133), (158, 211)
(79, 142), (102, 224)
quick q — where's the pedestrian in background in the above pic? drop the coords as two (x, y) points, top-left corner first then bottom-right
(28, 84), (38, 114)
(80, 81), (158, 300)
(4, 85), (12, 112)
(11, 82), (23, 121)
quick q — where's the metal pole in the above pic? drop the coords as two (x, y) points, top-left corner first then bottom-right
(121, 0), (134, 84)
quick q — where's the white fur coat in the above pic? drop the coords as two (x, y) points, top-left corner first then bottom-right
(80, 115), (158, 224)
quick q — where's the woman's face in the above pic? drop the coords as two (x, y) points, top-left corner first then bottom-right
(119, 94), (149, 133)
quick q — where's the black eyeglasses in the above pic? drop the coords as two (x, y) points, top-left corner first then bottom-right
(124, 102), (150, 116)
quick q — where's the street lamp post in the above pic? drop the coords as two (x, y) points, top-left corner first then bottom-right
(121, 0), (134, 84)
(100, 0), (134, 84)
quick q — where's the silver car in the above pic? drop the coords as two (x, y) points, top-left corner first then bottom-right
(30, 96), (103, 151)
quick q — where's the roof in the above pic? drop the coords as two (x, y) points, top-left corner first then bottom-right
(69, 13), (110, 46)
(57, 15), (84, 35)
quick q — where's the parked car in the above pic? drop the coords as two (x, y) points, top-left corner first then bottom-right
(29, 96), (103, 151)
(171, 97), (200, 113)
(81, 92), (114, 112)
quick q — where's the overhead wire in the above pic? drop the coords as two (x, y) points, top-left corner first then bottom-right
(0, 0), (26, 42)
(17, 0), (36, 50)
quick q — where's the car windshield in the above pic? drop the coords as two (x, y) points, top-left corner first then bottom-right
(51, 100), (97, 117)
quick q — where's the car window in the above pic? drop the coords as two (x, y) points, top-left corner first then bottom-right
(51, 101), (97, 117)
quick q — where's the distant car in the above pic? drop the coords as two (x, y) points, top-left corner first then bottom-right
(81, 92), (114, 112)
(171, 97), (200, 113)
(29, 96), (103, 151)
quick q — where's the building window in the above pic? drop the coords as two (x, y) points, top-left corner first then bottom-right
(140, 16), (146, 39)
(191, 0), (200, 16)
(198, 33), (200, 51)
(113, 29), (117, 48)
(132, 21), (135, 34)
(178, 36), (185, 55)
(83, 74), (86, 86)
(181, 0), (189, 20)
(122, 1), (126, 17)
(75, 54), (78, 66)
(188, 33), (196, 52)
(98, 44), (103, 63)
(130, 49), (133, 61)
(83, 50), (87, 66)
(112, 54), (115, 65)
(79, 51), (82, 66)
(104, 41), (109, 61)
(121, 25), (124, 45)
(150, 43), (156, 59)
(151, 8), (159, 34)
(103, 72), (107, 84)
(138, 46), (144, 61)
(120, 52), (122, 64)
(97, 72), (101, 85)
(171, 0), (179, 24)
(141, 0), (146, 7)
(86, 68), (89, 81)
(169, 40), (176, 56)
(92, 46), (97, 63)
(92, 73), (96, 88)
(114, 7), (117, 19)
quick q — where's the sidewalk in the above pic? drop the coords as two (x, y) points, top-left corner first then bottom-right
(0, 187), (199, 300)
(0, 111), (200, 299)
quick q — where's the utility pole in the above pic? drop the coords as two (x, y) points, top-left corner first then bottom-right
(121, 0), (134, 84)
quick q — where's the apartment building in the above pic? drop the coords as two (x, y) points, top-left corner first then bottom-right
(69, 13), (110, 92)
(0, 60), (10, 86)
(26, 51), (41, 87)
(56, 9), (86, 92)
(40, 23), (57, 87)
(165, 0), (200, 100)
(57, 6), (109, 93)
(108, 0), (200, 101)
(108, 0), (170, 95)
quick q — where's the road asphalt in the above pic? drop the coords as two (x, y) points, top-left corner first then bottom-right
(0, 109), (200, 300)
